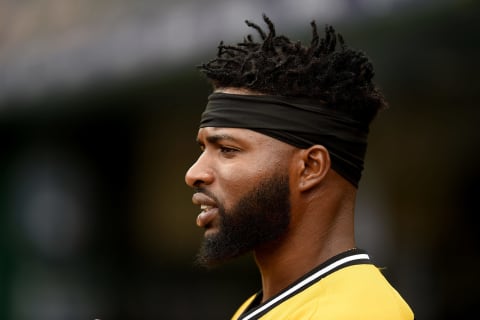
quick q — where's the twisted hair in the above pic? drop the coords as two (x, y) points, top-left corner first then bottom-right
(198, 14), (387, 124)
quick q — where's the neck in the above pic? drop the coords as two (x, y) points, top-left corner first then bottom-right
(253, 179), (356, 302)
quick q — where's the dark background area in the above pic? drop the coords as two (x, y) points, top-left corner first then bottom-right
(1, 1), (479, 319)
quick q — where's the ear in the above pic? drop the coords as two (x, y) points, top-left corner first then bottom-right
(297, 145), (331, 192)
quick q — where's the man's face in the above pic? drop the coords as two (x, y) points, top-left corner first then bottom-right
(185, 127), (295, 267)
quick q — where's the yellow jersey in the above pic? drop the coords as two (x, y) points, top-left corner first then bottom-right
(232, 249), (414, 320)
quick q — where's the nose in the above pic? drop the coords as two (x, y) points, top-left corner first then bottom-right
(185, 153), (214, 188)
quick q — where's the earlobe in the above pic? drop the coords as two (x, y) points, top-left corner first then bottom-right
(298, 145), (331, 192)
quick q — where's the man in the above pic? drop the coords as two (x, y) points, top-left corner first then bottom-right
(185, 14), (414, 320)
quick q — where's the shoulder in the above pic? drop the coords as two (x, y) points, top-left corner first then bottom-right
(299, 264), (414, 319)
(232, 263), (414, 320)
(263, 264), (413, 320)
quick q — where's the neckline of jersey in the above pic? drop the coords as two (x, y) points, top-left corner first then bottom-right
(238, 248), (371, 320)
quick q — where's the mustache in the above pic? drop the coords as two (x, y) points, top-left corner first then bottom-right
(193, 187), (219, 203)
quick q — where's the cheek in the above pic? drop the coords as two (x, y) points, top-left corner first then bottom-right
(217, 165), (265, 206)
(225, 169), (258, 189)
(215, 146), (293, 207)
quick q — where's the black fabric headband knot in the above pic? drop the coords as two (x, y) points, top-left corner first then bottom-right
(200, 92), (370, 187)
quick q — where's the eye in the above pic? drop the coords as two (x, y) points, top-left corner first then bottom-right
(219, 146), (239, 155)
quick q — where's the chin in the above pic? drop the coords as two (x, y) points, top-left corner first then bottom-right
(203, 226), (220, 238)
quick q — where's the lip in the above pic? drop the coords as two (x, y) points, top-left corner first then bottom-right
(192, 192), (217, 207)
(192, 192), (219, 228)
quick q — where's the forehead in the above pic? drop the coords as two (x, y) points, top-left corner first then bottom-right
(197, 127), (272, 144)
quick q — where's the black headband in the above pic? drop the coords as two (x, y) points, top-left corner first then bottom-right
(200, 92), (369, 187)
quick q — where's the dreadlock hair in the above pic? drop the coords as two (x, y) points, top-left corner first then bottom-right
(198, 14), (387, 125)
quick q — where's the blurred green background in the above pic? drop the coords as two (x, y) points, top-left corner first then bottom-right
(1, 0), (479, 319)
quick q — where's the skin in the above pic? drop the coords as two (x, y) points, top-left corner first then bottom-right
(185, 87), (358, 302)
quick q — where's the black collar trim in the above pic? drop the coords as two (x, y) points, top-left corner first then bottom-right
(238, 248), (371, 320)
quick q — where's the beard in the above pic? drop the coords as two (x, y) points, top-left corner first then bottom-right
(195, 173), (291, 268)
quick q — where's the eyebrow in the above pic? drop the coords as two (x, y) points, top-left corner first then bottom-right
(197, 133), (240, 145)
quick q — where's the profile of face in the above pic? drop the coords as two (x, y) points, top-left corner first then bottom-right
(185, 127), (294, 267)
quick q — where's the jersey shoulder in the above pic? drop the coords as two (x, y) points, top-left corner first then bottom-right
(233, 264), (414, 320)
